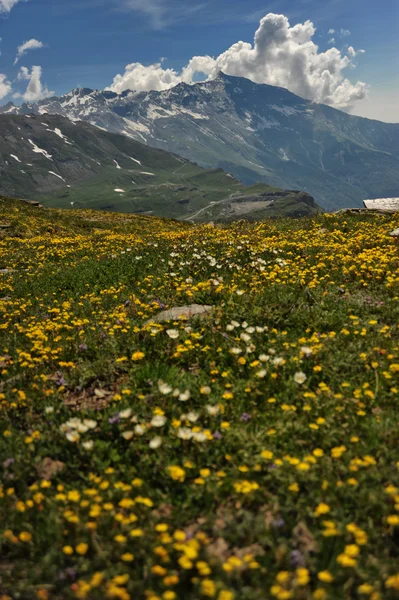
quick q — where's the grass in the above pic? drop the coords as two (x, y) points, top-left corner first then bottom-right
(1, 197), (399, 600)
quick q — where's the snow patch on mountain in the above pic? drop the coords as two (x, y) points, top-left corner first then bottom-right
(48, 127), (73, 145)
(28, 139), (52, 160)
(49, 171), (66, 182)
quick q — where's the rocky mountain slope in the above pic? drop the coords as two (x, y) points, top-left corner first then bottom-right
(3, 73), (398, 210)
(0, 114), (321, 221)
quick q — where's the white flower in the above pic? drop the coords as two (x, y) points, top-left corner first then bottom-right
(192, 432), (207, 442)
(236, 290), (245, 296)
(120, 409), (132, 419)
(151, 415), (167, 427)
(177, 427), (193, 440)
(272, 357), (285, 366)
(226, 324), (235, 332)
(172, 388), (181, 398)
(76, 423), (89, 434)
(134, 424), (145, 436)
(122, 430), (134, 440)
(83, 419), (97, 429)
(187, 411), (199, 423)
(240, 333), (251, 343)
(259, 354), (270, 362)
(206, 405), (220, 416)
(200, 386), (211, 395)
(45, 406), (54, 414)
(158, 381), (172, 395)
(246, 327), (255, 334)
(184, 326), (192, 334)
(179, 390), (191, 402)
(231, 320), (240, 328)
(166, 329), (179, 339)
(300, 346), (313, 357)
(82, 440), (94, 450)
(256, 326), (265, 333)
(256, 370), (267, 379)
(230, 347), (242, 355)
(65, 418), (81, 429)
(294, 371), (307, 385)
(241, 321), (248, 328)
(66, 431), (80, 443)
(149, 436), (162, 449)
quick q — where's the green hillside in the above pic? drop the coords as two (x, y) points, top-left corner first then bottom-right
(0, 114), (321, 221)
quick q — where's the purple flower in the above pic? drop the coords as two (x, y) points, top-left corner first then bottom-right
(155, 299), (166, 309)
(290, 550), (305, 567)
(124, 300), (131, 307)
(213, 431), (222, 440)
(272, 518), (285, 528)
(108, 413), (121, 424)
(55, 372), (66, 386)
(3, 458), (15, 469)
(78, 343), (88, 352)
(240, 412), (251, 422)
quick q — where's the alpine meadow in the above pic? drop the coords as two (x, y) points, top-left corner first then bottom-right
(0, 0), (399, 599)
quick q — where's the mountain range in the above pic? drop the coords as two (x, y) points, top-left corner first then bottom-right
(0, 113), (320, 221)
(2, 73), (398, 211)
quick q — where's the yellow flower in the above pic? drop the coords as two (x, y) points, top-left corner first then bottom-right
(167, 465), (186, 482)
(121, 552), (134, 562)
(296, 568), (310, 585)
(201, 579), (216, 597)
(75, 543), (88, 555)
(63, 545), (74, 555)
(314, 503), (330, 516)
(132, 351), (145, 361)
(318, 571), (334, 583)
(218, 592), (234, 600)
(130, 528), (144, 537)
(19, 531), (32, 542)
(387, 515), (399, 526)
(261, 450), (274, 460)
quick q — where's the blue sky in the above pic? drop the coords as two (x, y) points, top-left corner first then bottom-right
(0, 0), (398, 121)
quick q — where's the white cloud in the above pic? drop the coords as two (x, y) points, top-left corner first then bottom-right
(117, 0), (205, 29)
(328, 28), (335, 34)
(119, 0), (166, 29)
(108, 13), (367, 108)
(14, 38), (44, 65)
(109, 62), (181, 93)
(0, 73), (11, 99)
(15, 66), (54, 102)
(0, 0), (25, 14)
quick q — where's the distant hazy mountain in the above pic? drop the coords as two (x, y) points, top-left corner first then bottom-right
(0, 113), (321, 221)
(2, 73), (398, 210)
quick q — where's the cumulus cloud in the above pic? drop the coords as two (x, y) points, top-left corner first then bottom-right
(14, 38), (44, 65)
(0, 73), (11, 99)
(0, 0), (25, 14)
(108, 13), (367, 108)
(15, 66), (54, 102)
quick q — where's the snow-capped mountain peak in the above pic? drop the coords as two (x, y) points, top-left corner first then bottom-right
(2, 73), (398, 209)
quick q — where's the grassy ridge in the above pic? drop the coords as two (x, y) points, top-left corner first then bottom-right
(1, 198), (399, 599)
